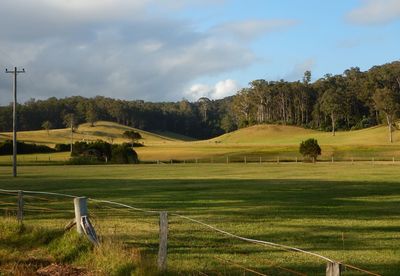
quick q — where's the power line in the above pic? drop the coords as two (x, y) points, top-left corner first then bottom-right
(5, 67), (25, 177)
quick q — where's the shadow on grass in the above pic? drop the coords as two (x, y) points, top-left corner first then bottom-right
(1, 178), (399, 275)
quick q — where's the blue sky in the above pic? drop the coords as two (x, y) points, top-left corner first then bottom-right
(0, 0), (399, 103)
(186, 0), (400, 86)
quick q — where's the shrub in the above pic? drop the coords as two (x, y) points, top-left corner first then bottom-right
(55, 143), (70, 152)
(111, 143), (138, 164)
(299, 138), (321, 162)
(0, 140), (56, 155)
(69, 141), (138, 164)
(67, 156), (102, 165)
(72, 140), (112, 162)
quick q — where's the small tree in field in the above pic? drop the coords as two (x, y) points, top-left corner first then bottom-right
(299, 138), (321, 163)
(123, 130), (142, 146)
(41, 120), (52, 136)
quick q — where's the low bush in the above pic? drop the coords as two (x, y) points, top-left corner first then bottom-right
(55, 143), (70, 152)
(111, 143), (139, 164)
(69, 141), (138, 164)
(66, 156), (102, 165)
(0, 140), (56, 155)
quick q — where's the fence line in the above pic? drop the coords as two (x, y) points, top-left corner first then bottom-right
(172, 213), (334, 262)
(0, 189), (383, 275)
(88, 198), (160, 214)
(0, 189), (76, 198)
(213, 256), (268, 276)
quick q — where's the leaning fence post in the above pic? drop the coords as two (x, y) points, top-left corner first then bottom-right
(158, 211), (168, 272)
(74, 197), (88, 234)
(17, 190), (24, 223)
(326, 262), (341, 276)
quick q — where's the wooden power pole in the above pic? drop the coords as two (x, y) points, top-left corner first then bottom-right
(6, 67), (25, 177)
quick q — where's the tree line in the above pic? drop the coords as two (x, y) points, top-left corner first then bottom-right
(0, 61), (399, 141)
(228, 61), (400, 142)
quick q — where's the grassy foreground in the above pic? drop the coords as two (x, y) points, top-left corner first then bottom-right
(0, 163), (399, 275)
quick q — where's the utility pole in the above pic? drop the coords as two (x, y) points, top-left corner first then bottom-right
(6, 67), (25, 177)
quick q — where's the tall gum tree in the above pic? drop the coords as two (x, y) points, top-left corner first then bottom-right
(320, 88), (344, 136)
(373, 87), (399, 143)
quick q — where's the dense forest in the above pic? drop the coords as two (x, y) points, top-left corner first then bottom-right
(0, 61), (399, 140)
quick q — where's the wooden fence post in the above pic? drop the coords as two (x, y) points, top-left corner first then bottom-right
(331, 156), (334, 163)
(158, 211), (168, 272)
(393, 157), (395, 164)
(326, 262), (341, 276)
(74, 197), (88, 234)
(17, 190), (24, 223)
(277, 156), (280, 164)
(226, 156), (229, 164)
(259, 157), (262, 164)
(295, 157), (298, 163)
(244, 156), (247, 164)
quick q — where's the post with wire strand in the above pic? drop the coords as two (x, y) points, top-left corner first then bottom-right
(74, 197), (88, 234)
(326, 262), (342, 276)
(6, 67), (25, 177)
(17, 190), (24, 223)
(158, 211), (168, 272)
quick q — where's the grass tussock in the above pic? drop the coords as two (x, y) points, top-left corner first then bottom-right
(0, 218), (141, 276)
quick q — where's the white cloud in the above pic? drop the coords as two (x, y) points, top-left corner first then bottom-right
(284, 59), (315, 81)
(347, 0), (400, 25)
(213, 19), (298, 40)
(0, 1), (294, 104)
(186, 79), (240, 100)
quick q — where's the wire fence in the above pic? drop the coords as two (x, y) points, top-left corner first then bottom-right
(1, 154), (400, 166)
(0, 189), (384, 275)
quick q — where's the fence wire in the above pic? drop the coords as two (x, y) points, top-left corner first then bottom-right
(0, 189), (384, 275)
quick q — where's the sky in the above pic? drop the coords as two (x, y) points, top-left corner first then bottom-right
(0, 0), (399, 104)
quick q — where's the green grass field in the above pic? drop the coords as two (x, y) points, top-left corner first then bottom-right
(1, 121), (400, 162)
(1, 163), (399, 275)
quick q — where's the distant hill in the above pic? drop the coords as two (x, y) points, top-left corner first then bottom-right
(0, 121), (185, 146)
(209, 124), (400, 146)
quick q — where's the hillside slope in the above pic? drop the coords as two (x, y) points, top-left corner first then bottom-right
(209, 124), (400, 145)
(0, 121), (185, 146)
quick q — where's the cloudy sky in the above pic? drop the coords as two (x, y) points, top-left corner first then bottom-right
(0, 0), (399, 104)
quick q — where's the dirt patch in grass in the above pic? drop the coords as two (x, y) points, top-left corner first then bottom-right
(36, 263), (88, 276)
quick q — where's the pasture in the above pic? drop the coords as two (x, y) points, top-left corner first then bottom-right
(1, 121), (400, 162)
(1, 163), (399, 275)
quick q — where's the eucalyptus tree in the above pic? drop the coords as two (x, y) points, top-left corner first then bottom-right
(320, 88), (344, 136)
(373, 87), (399, 143)
(41, 120), (52, 136)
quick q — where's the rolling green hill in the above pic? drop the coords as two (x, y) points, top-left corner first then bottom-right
(1, 121), (399, 162)
(0, 121), (184, 146)
(210, 124), (400, 146)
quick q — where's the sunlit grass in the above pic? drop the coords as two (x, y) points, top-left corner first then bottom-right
(0, 163), (399, 275)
